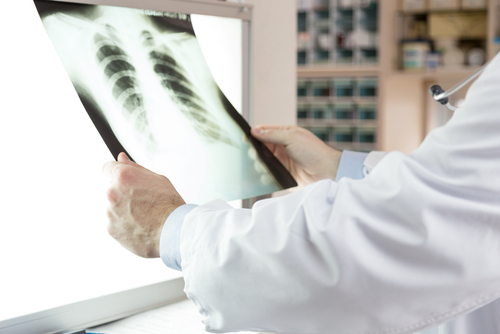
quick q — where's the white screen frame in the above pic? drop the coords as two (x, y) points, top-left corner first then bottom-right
(0, 1), (252, 333)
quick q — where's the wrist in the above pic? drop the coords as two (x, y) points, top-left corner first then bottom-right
(151, 195), (185, 258)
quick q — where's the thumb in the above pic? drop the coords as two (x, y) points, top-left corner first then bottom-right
(251, 125), (296, 146)
(117, 152), (135, 166)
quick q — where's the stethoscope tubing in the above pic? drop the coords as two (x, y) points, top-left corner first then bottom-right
(430, 61), (489, 111)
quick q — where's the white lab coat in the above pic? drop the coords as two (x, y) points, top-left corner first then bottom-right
(180, 53), (500, 334)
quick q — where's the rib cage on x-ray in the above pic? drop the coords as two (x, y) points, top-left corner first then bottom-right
(93, 24), (157, 150)
(92, 19), (234, 149)
(141, 30), (235, 147)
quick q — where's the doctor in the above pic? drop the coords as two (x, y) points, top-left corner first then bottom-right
(103, 53), (500, 334)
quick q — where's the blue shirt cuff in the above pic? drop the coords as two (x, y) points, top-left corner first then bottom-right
(335, 150), (369, 182)
(159, 204), (198, 271)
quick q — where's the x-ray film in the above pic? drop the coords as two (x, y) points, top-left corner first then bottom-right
(33, 0), (297, 204)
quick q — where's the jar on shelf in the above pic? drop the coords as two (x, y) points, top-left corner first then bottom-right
(401, 39), (431, 71)
(435, 38), (465, 68)
(467, 48), (485, 67)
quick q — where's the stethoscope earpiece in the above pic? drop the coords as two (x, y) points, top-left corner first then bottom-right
(430, 64), (487, 111)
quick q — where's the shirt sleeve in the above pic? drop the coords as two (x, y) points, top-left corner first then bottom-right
(159, 204), (198, 271)
(335, 150), (369, 182)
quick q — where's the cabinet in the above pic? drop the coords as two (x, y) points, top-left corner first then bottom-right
(297, 0), (499, 154)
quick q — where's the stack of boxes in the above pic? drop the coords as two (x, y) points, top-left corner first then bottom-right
(400, 0), (488, 70)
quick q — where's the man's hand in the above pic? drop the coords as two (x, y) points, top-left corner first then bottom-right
(102, 152), (185, 258)
(251, 125), (342, 188)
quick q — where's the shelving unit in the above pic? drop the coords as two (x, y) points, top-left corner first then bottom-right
(297, 0), (380, 152)
(296, 0), (499, 154)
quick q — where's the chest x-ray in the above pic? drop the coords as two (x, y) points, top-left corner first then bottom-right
(33, 1), (296, 204)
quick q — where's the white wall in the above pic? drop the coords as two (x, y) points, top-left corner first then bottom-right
(243, 0), (297, 126)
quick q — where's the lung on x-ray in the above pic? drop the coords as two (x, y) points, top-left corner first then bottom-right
(33, 0), (297, 204)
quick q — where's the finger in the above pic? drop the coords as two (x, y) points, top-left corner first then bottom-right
(251, 125), (297, 146)
(102, 160), (121, 179)
(117, 152), (135, 166)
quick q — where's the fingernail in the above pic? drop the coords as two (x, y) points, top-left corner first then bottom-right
(253, 128), (263, 135)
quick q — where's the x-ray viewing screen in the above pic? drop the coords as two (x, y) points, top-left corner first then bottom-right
(33, 1), (297, 204)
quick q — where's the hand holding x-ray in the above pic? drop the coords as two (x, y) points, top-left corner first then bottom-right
(103, 152), (185, 259)
(252, 125), (342, 188)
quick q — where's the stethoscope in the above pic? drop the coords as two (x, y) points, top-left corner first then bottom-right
(429, 62), (488, 111)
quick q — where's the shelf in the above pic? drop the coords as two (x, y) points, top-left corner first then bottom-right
(298, 119), (378, 127)
(398, 8), (488, 15)
(297, 97), (378, 104)
(392, 66), (482, 80)
(297, 65), (379, 78)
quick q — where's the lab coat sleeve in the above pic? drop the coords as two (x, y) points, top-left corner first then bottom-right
(180, 54), (500, 334)
(160, 151), (369, 271)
